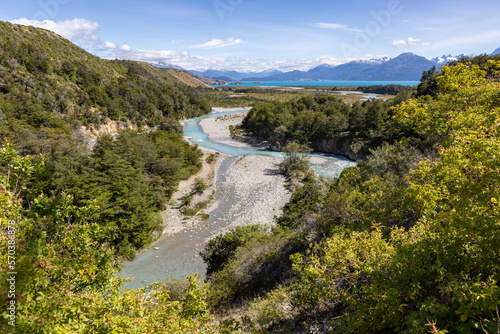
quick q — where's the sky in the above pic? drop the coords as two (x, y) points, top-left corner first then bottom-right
(2, 0), (500, 72)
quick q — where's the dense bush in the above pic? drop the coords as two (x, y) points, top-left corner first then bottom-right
(242, 92), (417, 160)
(200, 224), (268, 278)
(242, 59), (500, 333)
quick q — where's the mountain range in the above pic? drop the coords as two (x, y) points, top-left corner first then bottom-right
(153, 48), (500, 83)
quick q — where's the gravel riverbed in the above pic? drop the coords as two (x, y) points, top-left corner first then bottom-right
(120, 109), (293, 287)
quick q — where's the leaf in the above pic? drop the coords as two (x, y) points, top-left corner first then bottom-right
(460, 314), (468, 322)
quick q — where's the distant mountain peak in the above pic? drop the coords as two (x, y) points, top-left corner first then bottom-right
(491, 47), (500, 56)
(316, 63), (336, 69)
(431, 54), (458, 64)
(153, 62), (186, 70)
(394, 52), (421, 59)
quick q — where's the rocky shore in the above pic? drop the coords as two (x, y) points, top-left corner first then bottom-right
(205, 154), (291, 238)
(150, 109), (293, 247)
(174, 110), (292, 237)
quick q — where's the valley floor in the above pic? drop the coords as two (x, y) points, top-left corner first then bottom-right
(122, 108), (292, 286)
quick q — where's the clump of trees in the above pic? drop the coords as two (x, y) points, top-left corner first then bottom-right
(242, 90), (415, 160)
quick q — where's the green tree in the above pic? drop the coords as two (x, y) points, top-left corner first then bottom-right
(279, 141), (312, 175)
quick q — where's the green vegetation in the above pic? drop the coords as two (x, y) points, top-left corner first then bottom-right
(200, 224), (269, 278)
(0, 21), (210, 129)
(242, 90), (415, 160)
(0, 21), (209, 259)
(85, 130), (202, 258)
(193, 177), (207, 194)
(1, 19), (499, 333)
(205, 85), (385, 108)
(0, 143), (233, 332)
(331, 84), (413, 95)
(279, 141), (312, 182)
(200, 57), (500, 333)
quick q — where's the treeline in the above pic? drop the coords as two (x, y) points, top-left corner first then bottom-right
(200, 57), (500, 332)
(242, 91), (415, 160)
(355, 84), (413, 95)
(330, 84), (413, 95)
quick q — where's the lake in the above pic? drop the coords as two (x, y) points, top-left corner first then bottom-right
(213, 80), (420, 87)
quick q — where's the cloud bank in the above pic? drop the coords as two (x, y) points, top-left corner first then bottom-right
(392, 37), (429, 47)
(105, 46), (354, 72)
(312, 22), (361, 33)
(194, 38), (243, 49)
(11, 18), (100, 45)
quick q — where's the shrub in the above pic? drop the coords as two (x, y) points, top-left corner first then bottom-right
(193, 177), (207, 194)
(200, 225), (267, 278)
(182, 207), (199, 216)
(279, 141), (311, 175)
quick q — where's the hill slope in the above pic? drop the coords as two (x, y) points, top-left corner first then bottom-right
(0, 20), (210, 130)
(0, 20), (212, 259)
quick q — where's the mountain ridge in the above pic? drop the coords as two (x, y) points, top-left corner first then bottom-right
(156, 48), (500, 82)
(241, 52), (435, 81)
(0, 20), (211, 129)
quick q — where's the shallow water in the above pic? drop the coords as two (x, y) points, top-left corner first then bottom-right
(118, 109), (355, 289)
(182, 109), (356, 179)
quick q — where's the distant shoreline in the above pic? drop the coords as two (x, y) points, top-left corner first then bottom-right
(212, 80), (420, 88)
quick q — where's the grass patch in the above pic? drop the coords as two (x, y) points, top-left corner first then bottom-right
(199, 213), (210, 220)
(183, 207), (199, 216)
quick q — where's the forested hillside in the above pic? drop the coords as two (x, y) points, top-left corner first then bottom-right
(242, 91), (415, 160)
(0, 20), (210, 258)
(0, 21), (210, 127)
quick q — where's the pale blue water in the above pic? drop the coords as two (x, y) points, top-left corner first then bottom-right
(214, 80), (420, 87)
(182, 109), (356, 179)
(118, 109), (356, 289)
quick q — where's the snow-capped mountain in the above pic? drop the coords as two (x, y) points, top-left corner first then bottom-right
(431, 54), (464, 64)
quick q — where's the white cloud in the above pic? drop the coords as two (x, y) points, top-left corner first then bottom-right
(105, 41), (117, 49)
(194, 38), (243, 49)
(11, 18), (100, 44)
(120, 43), (132, 51)
(392, 37), (430, 47)
(105, 45), (355, 72)
(312, 22), (361, 33)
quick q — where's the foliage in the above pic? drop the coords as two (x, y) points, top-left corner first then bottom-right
(283, 59), (500, 333)
(354, 84), (414, 95)
(0, 21), (208, 258)
(199, 57), (500, 334)
(193, 177), (207, 194)
(0, 142), (231, 333)
(200, 224), (268, 278)
(0, 21), (210, 130)
(242, 93), (416, 160)
(279, 141), (311, 176)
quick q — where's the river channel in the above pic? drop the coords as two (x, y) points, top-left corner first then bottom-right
(118, 109), (356, 289)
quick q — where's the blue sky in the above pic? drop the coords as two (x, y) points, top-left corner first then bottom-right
(2, 0), (500, 72)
